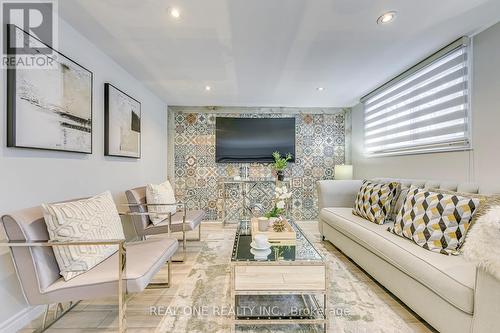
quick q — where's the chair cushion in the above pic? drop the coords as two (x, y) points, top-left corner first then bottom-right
(41, 238), (178, 304)
(146, 181), (177, 225)
(42, 191), (125, 281)
(144, 210), (205, 235)
(321, 207), (476, 314)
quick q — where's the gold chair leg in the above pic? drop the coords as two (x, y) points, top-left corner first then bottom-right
(41, 304), (49, 330)
(55, 303), (64, 320)
(169, 260), (171, 286)
(185, 223), (202, 242)
(172, 228), (187, 262)
(118, 242), (127, 333)
(35, 302), (80, 333)
(182, 230), (187, 261)
(173, 223), (201, 262)
(146, 260), (171, 289)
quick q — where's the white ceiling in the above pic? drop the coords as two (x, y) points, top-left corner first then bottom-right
(59, 0), (500, 107)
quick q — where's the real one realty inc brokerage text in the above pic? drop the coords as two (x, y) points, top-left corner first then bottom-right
(149, 305), (351, 317)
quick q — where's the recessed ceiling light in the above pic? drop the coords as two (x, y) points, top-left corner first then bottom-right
(317, 87), (325, 91)
(377, 11), (397, 25)
(169, 7), (180, 18)
(205, 85), (211, 91)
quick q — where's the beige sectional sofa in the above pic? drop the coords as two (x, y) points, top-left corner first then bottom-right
(317, 178), (500, 333)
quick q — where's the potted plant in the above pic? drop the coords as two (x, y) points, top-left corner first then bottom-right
(272, 151), (292, 181)
(265, 206), (283, 220)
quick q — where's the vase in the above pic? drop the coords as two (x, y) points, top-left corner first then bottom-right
(277, 170), (285, 181)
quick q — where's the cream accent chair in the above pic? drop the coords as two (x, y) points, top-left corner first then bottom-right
(0, 200), (178, 333)
(125, 186), (205, 260)
(317, 178), (500, 333)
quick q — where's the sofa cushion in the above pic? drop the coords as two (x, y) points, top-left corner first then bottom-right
(320, 207), (476, 314)
(353, 180), (400, 224)
(430, 189), (500, 228)
(391, 188), (480, 255)
(389, 184), (410, 222)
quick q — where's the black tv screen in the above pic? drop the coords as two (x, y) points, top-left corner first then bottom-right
(216, 117), (295, 163)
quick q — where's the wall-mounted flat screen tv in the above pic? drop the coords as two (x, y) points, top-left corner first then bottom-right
(215, 117), (295, 163)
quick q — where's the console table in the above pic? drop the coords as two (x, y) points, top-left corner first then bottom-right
(220, 177), (291, 225)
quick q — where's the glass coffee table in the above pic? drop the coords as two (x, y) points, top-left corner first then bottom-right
(230, 219), (328, 332)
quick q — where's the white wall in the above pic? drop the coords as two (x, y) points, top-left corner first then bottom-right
(0, 18), (168, 329)
(352, 21), (500, 193)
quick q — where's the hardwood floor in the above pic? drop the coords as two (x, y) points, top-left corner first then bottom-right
(18, 222), (436, 333)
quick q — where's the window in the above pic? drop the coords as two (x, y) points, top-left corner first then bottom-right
(361, 37), (471, 156)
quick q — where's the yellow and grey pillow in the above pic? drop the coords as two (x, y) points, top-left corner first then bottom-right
(353, 180), (400, 224)
(388, 185), (411, 222)
(428, 189), (500, 252)
(390, 187), (481, 255)
(428, 189), (500, 226)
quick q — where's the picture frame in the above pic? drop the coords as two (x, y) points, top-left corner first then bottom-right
(104, 83), (141, 158)
(6, 24), (93, 154)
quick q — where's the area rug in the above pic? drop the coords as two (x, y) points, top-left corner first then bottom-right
(155, 228), (413, 333)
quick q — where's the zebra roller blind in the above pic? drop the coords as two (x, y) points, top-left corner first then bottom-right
(362, 37), (471, 156)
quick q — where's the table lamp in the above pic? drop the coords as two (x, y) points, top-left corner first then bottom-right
(334, 165), (353, 180)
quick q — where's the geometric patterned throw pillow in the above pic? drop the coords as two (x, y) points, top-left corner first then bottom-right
(388, 185), (410, 222)
(389, 187), (480, 255)
(353, 180), (400, 224)
(42, 191), (125, 281)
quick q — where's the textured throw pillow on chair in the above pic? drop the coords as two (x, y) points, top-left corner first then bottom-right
(146, 180), (177, 225)
(389, 187), (481, 255)
(353, 180), (400, 224)
(42, 191), (125, 281)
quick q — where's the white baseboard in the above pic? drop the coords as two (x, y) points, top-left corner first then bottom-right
(0, 305), (44, 333)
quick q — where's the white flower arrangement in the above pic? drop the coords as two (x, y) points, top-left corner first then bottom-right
(275, 185), (292, 209)
(266, 185), (292, 218)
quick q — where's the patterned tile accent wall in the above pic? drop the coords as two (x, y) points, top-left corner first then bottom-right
(171, 107), (348, 221)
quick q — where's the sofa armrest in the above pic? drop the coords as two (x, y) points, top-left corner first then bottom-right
(472, 268), (500, 332)
(316, 180), (362, 237)
(317, 180), (362, 210)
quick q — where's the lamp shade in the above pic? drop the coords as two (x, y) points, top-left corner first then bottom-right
(334, 165), (353, 180)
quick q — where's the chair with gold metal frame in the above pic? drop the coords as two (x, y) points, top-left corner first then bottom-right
(1, 201), (178, 333)
(125, 186), (205, 260)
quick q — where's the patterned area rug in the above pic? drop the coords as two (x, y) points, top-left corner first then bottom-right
(155, 229), (413, 333)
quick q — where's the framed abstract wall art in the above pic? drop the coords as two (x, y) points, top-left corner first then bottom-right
(6, 25), (93, 153)
(104, 83), (141, 158)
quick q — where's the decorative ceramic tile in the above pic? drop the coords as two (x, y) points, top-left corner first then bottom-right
(173, 109), (347, 220)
